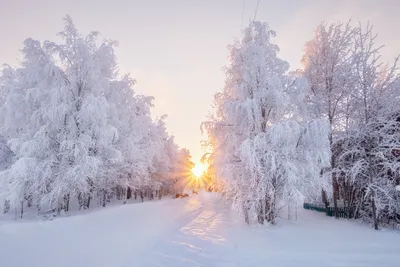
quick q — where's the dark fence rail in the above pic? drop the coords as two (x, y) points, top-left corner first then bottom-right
(303, 203), (356, 218)
(325, 206), (356, 218)
(303, 203), (326, 213)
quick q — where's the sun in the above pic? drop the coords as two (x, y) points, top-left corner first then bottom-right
(191, 163), (205, 178)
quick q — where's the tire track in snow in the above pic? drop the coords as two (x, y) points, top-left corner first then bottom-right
(135, 194), (234, 267)
(120, 196), (204, 267)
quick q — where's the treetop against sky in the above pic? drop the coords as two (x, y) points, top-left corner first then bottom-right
(1, 0), (399, 163)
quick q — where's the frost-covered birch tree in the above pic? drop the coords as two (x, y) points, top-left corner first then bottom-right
(303, 20), (400, 229)
(332, 23), (400, 229)
(202, 21), (331, 224)
(301, 21), (358, 215)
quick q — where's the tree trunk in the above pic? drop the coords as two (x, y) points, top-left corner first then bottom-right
(37, 202), (41, 213)
(257, 211), (264, 224)
(20, 200), (24, 218)
(331, 148), (339, 218)
(122, 188), (127, 204)
(322, 189), (330, 210)
(27, 195), (33, 208)
(78, 193), (82, 210)
(368, 159), (378, 230)
(64, 194), (70, 212)
(333, 175), (339, 218)
(327, 128), (339, 218)
(3, 200), (10, 214)
(371, 193), (378, 230)
(127, 187), (132, 200)
(87, 195), (91, 209)
(243, 204), (249, 224)
(265, 197), (276, 224)
(257, 199), (264, 224)
(366, 134), (378, 230)
(116, 186), (122, 200)
(102, 191), (106, 207)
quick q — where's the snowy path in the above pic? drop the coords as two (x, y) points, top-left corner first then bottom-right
(134, 193), (235, 266)
(1, 193), (400, 267)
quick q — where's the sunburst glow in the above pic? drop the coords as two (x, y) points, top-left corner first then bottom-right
(191, 163), (205, 178)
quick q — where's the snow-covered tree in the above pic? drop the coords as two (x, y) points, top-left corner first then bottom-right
(0, 16), (189, 218)
(202, 21), (331, 224)
(301, 21), (358, 215)
(332, 23), (400, 229)
(302, 20), (400, 229)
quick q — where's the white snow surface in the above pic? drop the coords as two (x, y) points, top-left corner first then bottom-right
(0, 192), (399, 267)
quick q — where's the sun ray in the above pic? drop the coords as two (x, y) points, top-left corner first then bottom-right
(191, 163), (205, 178)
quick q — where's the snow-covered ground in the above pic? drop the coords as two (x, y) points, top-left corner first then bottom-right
(0, 193), (399, 267)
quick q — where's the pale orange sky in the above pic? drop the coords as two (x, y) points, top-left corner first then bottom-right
(1, 0), (399, 163)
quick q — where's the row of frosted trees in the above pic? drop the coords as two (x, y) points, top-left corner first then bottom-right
(0, 16), (193, 218)
(303, 21), (400, 229)
(202, 20), (400, 229)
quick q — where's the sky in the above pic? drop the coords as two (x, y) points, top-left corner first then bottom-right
(1, 0), (399, 164)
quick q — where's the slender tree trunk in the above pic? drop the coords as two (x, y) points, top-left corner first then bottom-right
(102, 191), (106, 207)
(367, 152), (378, 230)
(257, 212), (264, 224)
(326, 123), (339, 218)
(371, 193), (378, 230)
(265, 197), (276, 224)
(3, 200), (10, 214)
(333, 175), (339, 218)
(127, 187), (132, 200)
(37, 201), (41, 213)
(116, 186), (122, 200)
(322, 189), (329, 210)
(158, 190), (162, 200)
(257, 199), (264, 224)
(354, 192), (362, 219)
(65, 194), (70, 212)
(27, 195), (33, 208)
(87, 195), (91, 209)
(331, 144), (339, 218)
(243, 203), (249, 224)
(122, 188), (127, 204)
(78, 193), (82, 210)
(20, 200), (24, 218)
